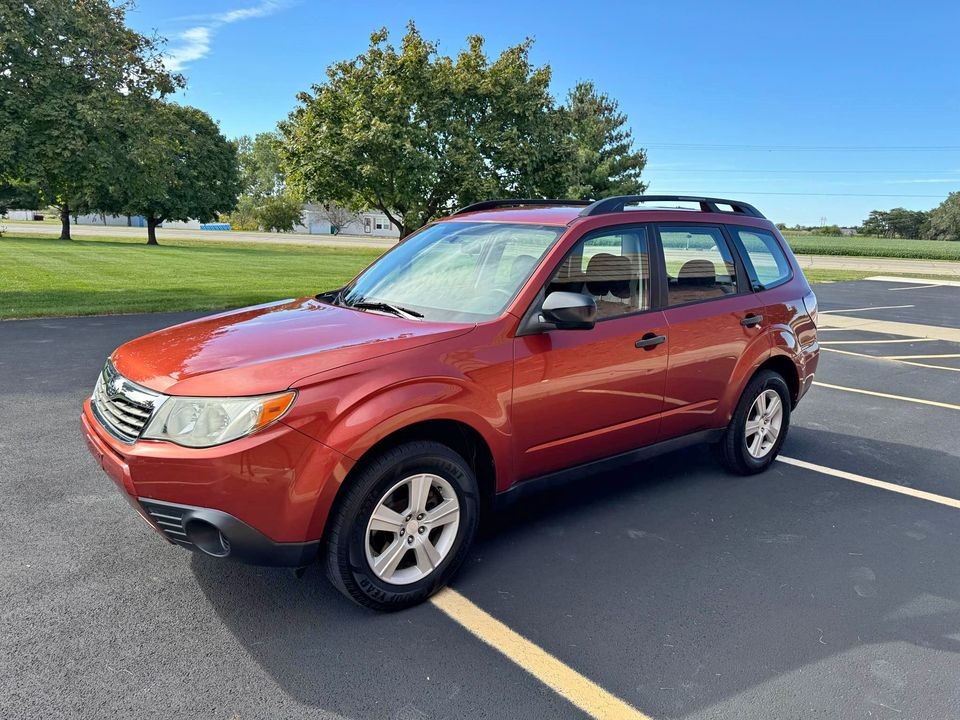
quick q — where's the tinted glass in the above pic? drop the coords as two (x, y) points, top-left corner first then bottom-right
(659, 225), (739, 306)
(734, 228), (792, 288)
(546, 227), (650, 319)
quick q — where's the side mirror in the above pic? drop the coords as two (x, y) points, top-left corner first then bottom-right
(540, 291), (596, 331)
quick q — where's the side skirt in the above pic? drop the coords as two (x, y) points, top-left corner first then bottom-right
(495, 429), (724, 508)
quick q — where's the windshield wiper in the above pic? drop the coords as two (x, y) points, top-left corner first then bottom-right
(350, 300), (424, 320)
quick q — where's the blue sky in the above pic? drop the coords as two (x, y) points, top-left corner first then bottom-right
(127, 0), (960, 226)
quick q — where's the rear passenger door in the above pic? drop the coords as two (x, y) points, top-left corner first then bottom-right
(654, 224), (767, 439)
(727, 225), (797, 330)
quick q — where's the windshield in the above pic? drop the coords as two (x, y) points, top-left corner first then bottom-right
(333, 221), (564, 322)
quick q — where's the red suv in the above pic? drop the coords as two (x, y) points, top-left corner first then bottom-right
(82, 195), (819, 610)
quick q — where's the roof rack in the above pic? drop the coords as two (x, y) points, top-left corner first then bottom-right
(452, 199), (592, 215)
(579, 195), (765, 219)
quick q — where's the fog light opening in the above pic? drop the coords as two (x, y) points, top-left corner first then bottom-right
(185, 519), (231, 557)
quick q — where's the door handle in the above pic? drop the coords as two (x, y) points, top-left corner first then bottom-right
(635, 333), (667, 350)
(741, 313), (763, 328)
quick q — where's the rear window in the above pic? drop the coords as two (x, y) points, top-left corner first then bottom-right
(733, 228), (792, 289)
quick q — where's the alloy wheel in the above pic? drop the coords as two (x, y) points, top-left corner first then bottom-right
(364, 473), (461, 585)
(744, 389), (783, 459)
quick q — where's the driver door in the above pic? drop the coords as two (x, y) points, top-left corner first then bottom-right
(511, 225), (669, 480)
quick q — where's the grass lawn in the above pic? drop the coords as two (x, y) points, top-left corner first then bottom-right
(1, 231), (955, 319)
(783, 233), (960, 260)
(0, 233), (384, 319)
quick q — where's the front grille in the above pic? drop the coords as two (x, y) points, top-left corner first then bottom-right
(140, 500), (192, 546)
(91, 360), (165, 443)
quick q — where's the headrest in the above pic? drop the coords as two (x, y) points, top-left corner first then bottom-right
(677, 259), (716, 286)
(586, 253), (634, 298)
(510, 254), (537, 283)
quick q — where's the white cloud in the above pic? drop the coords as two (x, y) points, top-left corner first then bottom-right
(163, 1), (293, 72)
(219, 1), (290, 24)
(165, 27), (212, 72)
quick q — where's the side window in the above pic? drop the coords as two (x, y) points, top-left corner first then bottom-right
(733, 227), (792, 289)
(545, 227), (650, 319)
(659, 225), (739, 307)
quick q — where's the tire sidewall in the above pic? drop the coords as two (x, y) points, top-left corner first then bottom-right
(734, 372), (791, 472)
(341, 446), (479, 609)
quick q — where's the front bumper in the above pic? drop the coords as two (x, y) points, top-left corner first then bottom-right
(138, 498), (320, 566)
(81, 399), (352, 565)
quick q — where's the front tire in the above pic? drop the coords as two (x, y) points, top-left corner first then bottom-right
(324, 440), (479, 611)
(720, 370), (791, 475)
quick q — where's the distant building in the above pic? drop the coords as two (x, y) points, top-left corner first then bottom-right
(298, 204), (399, 238)
(67, 204), (401, 238)
(71, 213), (202, 230)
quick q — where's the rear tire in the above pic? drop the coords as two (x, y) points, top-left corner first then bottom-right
(324, 440), (479, 611)
(720, 370), (791, 475)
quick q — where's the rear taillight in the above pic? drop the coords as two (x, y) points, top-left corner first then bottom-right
(802, 291), (818, 326)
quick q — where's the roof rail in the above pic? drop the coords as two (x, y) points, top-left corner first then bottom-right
(579, 195), (765, 219)
(453, 198), (592, 215)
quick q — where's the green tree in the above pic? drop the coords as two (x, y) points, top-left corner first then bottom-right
(280, 23), (570, 238)
(886, 207), (928, 239)
(222, 195), (260, 231)
(256, 194), (303, 233)
(924, 192), (960, 241)
(226, 131), (304, 232)
(0, 0), (182, 240)
(236, 132), (285, 200)
(111, 103), (241, 245)
(860, 207), (929, 238)
(562, 81), (646, 199)
(860, 210), (889, 237)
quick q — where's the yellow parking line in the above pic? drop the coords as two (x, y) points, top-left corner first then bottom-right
(778, 456), (960, 510)
(813, 381), (960, 410)
(431, 588), (651, 720)
(819, 347), (960, 373)
(882, 352), (960, 360)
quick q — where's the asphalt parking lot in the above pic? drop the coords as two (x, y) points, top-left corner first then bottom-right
(2, 278), (959, 720)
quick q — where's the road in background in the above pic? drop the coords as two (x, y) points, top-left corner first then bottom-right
(6, 221), (960, 277)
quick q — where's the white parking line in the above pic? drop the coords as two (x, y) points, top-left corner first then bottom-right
(819, 305), (914, 314)
(816, 314), (960, 343)
(882, 352), (960, 360)
(820, 338), (936, 345)
(818, 347), (960, 373)
(866, 275), (960, 288)
(887, 284), (946, 291)
(778, 456), (960, 510)
(813, 381), (960, 409)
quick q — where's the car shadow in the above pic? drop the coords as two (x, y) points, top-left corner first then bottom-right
(192, 428), (960, 719)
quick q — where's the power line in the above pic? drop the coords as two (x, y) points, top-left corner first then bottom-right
(645, 143), (960, 152)
(648, 168), (960, 174)
(655, 189), (946, 199)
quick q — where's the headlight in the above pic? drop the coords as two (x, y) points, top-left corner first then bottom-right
(142, 391), (296, 448)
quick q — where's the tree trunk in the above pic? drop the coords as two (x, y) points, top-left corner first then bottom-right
(146, 216), (160, 245)
(59, 204), (71, 240)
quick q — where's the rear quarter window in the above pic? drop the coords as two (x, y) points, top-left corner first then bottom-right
(732, 228), (792, 289)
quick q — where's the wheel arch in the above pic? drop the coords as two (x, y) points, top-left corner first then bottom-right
(323, 418), (498, 539)
(754, 352), (801, 408)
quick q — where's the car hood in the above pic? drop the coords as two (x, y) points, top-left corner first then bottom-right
(111, 298), (474, 396)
